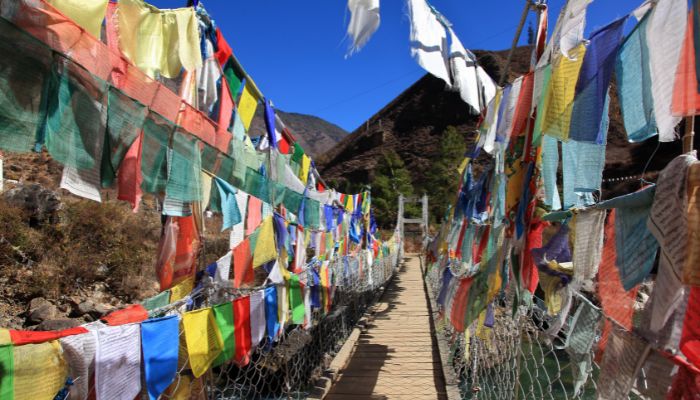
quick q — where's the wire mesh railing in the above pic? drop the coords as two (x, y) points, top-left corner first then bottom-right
(425, 262), (606, 400)
(146, 245), (399, 400)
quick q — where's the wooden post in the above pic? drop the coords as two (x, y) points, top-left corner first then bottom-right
(499, 0), (533, 86)
(684, 116), (695, 153)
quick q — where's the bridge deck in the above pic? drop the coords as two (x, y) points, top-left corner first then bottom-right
(326, 256), (448, 400)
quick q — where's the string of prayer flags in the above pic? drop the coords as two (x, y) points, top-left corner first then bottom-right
(182, 308), (224, 378)
(141, 315), (179, 400)
(95, 324), (142, 400)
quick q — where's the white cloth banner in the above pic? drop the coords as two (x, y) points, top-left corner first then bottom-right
(229, 190), (249, 249)
(346, 0), (380, 55)
(215, 251), (232, 283)
(249, 290), (266, 348)
(60, 331), (98, 400)
(496, 76), (523, 147)
(537, 0), (592, 67)
(95, 324), (142, 400)
(572, 208), (605, 291)
(647, 155), (696, 331)
(448, 27), (482, 113)
(647, 0), (686, 141)
(61, 166), (102, 202)
(407, 0), (450, 84)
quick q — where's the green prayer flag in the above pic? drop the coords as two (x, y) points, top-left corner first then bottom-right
(141, 290), (170, 311)
(289, 275), (305, 324)
(212, 303), (235, 367)
(290, 142), (304, 164)
(0, 344), (13, 400)
(223, 59), (243, 101)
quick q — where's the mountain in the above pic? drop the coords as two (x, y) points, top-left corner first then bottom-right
(318, 46), (699, 201)
(249, 109), (348, 159)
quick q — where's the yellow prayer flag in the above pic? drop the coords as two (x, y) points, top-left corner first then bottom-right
(463, 328), (471, 361)
(163, 374), (206, 400)
(0, 329), (10, 346)
(170, 277), (195, 303)
(457, 157), (470, 176)
(182, 308), (224, 378)
(14, 341), (67, 399)
(237, 85), (258, 131)
(253, 216), (278, 268)
(47, 0), (109, 38)
(299, 155), (311, 184)
(542, 45), (587, 141)
(345, 195), (354, 214)
(117, 0), (202, 78)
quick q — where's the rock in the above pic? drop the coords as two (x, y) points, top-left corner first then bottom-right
(35, 318), (82, 331)
(3, 183), (62, 226)
(28, 297), (50, 311)
(27, 303), (59, 325)
(77, 300), (96, 316)
(76, 300), (113, 319)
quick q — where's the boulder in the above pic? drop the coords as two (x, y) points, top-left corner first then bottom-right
(27, 303), (59, 325)
(76, 299), (113, 319)
(28, 297), (50, 311)
(3, 183), (62, 226)
(35, 318), (83, 331)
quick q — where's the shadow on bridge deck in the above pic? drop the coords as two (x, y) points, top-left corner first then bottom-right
(325, 256), (448, 400)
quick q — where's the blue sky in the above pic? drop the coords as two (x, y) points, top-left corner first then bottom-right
(149, 0), (645, 133)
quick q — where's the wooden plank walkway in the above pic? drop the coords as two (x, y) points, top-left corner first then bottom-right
(326, 256), (448, 400)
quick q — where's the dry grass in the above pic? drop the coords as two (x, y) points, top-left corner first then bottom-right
(0, 196), (161, 306)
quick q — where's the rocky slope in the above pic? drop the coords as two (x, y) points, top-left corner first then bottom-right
(249, 109), (348, 158)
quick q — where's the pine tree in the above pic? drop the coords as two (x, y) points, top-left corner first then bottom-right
(527, 21), (535, 46)
(371, 150), (417, 228)
(424, 126), (467, 223)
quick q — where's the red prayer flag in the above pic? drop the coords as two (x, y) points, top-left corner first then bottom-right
(214, 28), (233, 67)
(522, 220), (546, 294)
(450, 277), (475, 333)
(672, 11), (700, 117)
(233, 296), (252, 366)
(233, 238), (254, 288)
(10, 326), (88, 346)
(117, 132), (143, 212)
(101, 304), (149, 326)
